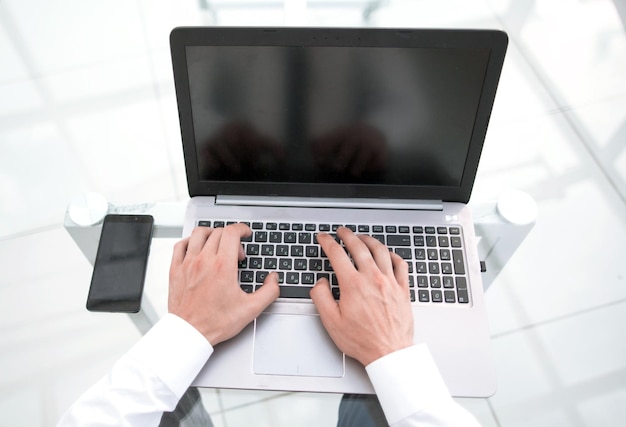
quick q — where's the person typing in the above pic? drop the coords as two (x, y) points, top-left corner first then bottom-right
(58, 224), (480, 426)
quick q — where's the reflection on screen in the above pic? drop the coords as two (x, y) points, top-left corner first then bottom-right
(186, 46), (489, 187)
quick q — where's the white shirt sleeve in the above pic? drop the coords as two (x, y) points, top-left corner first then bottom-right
(57, 314), (212, 427)
(365, 344), (481, 427)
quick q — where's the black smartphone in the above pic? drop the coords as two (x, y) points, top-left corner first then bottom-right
(86, 214), (154, 313)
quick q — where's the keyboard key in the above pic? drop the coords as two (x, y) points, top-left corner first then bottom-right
(255, 231), (268, 242)
(431, 290), (443, 303)
(306, 245), (319, 257)
(399, 226), (410, 233)
(280, 286), (311, 299)
(266, 222), (277, 230)
(441, 263), (453, 274)
(418, 290), (430, 302)
(241, 284), (254, 293)
(416, 262), (427, 274)
(198, 220), (211, 227)
(279, 223), (290, 230)
(449, 227), (461, 235)
(305, 223), (316, 231)
(241, 271), (254, 283)
(269, 232), (282, 243)
(417, 276), (428, 288)
(246, 244), (260, 255)
(372, 225), (384, 233)
(451, 236), (462, 247)
(299, 232), (312, 244)
(414, 235), (425, 246)
(286, 272), (299, 284)
(279, 258), (292, 270)
(387, 235), (411, 246)
(443, 276), (454, 288)
(291, 245), (304, 257)
(309, 259), (323, 271)
(277, 245), (289, 256)
(284, 232), (297, 243)
(264, 258), (277, 269)
(440, 249), (451, 261)
(319, 224), (331, 231)
(428, 262), (440, 274)
(452, 250), (465, 274)
(437, 227), (448, 234)
(425, 226), (436, 234)
(444, 291), (456, 303)
(430, 276), (441, 288)
(261, 244), (275, 256)
(249, 258), (263, 269)
(385, 225), (397, 233)
(213, 221), (225, 228)
(252, 222), (264, 229)
(415, 249), (426, 260)
(426, 236), (437, 247)
(358, 225), (370, 232)
(292, 223), (303, 231)
(438, 236), (449, 247)
(294, 259), (307, 270)
(395, 248), (412, 259)
(427, 249), (438, 260)
(302, 273), (315, 284)
(413, 226), (424, 233)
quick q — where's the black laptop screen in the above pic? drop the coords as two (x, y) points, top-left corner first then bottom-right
(171, 28), (508, 202)
(185, 45), (489, 187)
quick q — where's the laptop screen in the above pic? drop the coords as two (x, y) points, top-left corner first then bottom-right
(171, 28), (508, 202)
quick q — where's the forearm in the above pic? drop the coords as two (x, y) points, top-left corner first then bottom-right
(57, 314), (212, 427)
(366, 344), (481, 427)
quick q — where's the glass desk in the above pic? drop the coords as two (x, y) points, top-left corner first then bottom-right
(63, 193), (536, 425)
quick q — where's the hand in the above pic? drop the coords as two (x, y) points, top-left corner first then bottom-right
(310, 227), (414, 366)
(168, 224), (279, 345)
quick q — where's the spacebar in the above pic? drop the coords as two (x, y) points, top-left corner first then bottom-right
(279, 286), (312, 299)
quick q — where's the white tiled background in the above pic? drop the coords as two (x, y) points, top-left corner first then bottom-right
(1, 0), (625, 426)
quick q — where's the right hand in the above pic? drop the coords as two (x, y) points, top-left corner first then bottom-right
(310, 227), (414, 366)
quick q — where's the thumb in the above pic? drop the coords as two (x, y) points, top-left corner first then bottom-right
(310, 278), (340, 325)
(247, 272), (280, 316)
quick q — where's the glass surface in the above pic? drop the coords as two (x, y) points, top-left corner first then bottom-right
(187, 46), (489, 187)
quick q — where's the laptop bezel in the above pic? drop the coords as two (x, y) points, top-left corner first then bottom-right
(170, 27), (508, 204)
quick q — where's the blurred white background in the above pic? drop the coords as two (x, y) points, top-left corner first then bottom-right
(1, 1), (625, 426)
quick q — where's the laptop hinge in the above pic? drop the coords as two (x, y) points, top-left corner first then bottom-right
(215, 196), (443, 211)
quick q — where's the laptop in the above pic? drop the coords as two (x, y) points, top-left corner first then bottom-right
(170, 27), (507, 397)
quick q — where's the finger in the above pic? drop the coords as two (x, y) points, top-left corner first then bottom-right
(246, 272), (280, 316)
(310, 278), (341, 326)
(186, 227), (212, 256)
(171, 237), (190, 267)
(216, 223), (252, 257)
(336, 227), (374, 271)
(202, 227), (223, 256)
(358, 234), (394, 275)
(317, 232), (354, 277)
(390, 251), (410, 288)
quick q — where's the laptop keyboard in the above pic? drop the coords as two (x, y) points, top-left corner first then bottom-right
(197, 220), (470, 305)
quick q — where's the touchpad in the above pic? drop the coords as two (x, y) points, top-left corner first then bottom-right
(253, 313), (344, 378)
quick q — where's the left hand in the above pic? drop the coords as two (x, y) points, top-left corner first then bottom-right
(168, 223), (280, 345)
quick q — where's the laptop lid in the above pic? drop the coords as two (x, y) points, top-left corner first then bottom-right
(170, 27), (507, 204)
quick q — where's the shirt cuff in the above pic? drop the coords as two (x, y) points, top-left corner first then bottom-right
(365, 344), (452, 425)
(125, 313), (213, 398)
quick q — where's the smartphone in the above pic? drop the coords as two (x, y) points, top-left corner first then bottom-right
(86, 214), (154, 313)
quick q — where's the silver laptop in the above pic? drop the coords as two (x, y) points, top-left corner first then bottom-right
(170, 27), (507, 397)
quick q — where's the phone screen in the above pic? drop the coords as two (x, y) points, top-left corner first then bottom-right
(87, 214), (154, 313)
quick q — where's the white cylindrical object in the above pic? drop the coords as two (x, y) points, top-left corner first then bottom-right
(68, 192), (109, 226)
